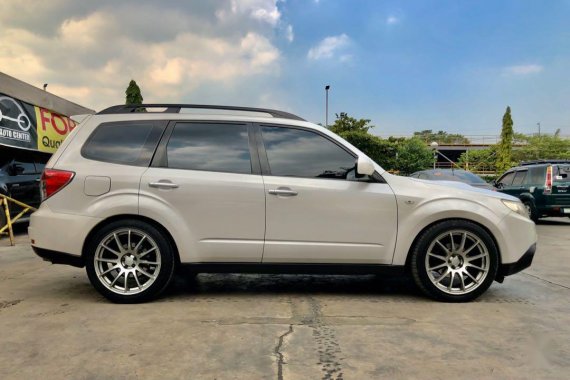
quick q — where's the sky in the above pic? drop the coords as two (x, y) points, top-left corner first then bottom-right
(0, 0), (568, 136)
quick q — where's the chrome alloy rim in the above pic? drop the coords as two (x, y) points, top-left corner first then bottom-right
(424, 230), (490, 295)
(94, 228), (161, 295)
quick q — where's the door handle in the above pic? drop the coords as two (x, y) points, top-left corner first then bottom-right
(268, 188), (298, 196)
(149, 181), (179, 189)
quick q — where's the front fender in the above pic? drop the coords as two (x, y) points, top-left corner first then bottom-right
(391, 197), (507, 265)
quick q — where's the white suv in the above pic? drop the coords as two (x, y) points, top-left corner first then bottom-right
(29, 104), (537, 303)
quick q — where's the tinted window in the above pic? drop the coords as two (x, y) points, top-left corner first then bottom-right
(498, 172), (515, 187)
(166, 123), (251, 174)
(526, 167), (544, 184)
(512, 170), (527, 185)
(555, 165), (570, 182)
(262, 126), (355, 179)
(453, 171), (487, 184)
(82, 121), (163, 166)
(13, 161), (36, 175)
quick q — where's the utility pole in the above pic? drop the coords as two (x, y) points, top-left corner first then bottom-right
(537, 122), (541, 137)
(325, 85), (330, 127)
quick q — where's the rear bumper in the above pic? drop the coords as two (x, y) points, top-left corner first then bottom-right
(32, 246), (84, 268)
(498, 243), (536, 277)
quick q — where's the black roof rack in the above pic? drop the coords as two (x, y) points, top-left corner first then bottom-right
(97, 104), (305, 121)
(520, 159), (570, 166)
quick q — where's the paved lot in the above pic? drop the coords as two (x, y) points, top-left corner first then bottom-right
(1, 219), (569, 380)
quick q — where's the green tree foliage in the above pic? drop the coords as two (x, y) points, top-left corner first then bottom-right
(496, 106), (514, 173)
(396, 137), (434, 175)
(413, 130), (470, 144)
(338, 130), (398, 170)
(512, 134), (570, 162)
(458, 147), (497, 172)
(125, 80), (144, 105)
(329, 112), (373, 134)
(328, 113), (433, 174)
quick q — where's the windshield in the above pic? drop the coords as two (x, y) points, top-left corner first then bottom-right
(428, 170), (486, 184)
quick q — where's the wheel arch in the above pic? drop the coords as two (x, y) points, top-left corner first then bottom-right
(403, 217), (502, 270)
(81, 214), (181, 266)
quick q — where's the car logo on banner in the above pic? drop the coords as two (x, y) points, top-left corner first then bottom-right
(0, 93), (76, 153)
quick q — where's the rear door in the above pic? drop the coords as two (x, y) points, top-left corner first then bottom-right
(257, 124), (397, 264)
(140, 121), (265, 263)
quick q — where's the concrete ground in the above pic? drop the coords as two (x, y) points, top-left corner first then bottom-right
(1, 219), (569, 380)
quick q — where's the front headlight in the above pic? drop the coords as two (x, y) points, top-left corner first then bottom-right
(501, 199), (528, 218)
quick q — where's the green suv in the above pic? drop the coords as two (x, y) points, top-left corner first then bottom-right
(494, 160), (570, 222)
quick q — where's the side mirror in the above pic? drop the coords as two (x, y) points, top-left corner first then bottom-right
(356, 156), (375, 176)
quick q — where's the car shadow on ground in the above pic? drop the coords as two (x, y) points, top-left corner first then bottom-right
(164, 272), (424, 300)
(536, 218), (570, 226)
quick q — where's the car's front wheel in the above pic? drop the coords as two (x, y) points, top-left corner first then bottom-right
(85, 220), (175, 303)
(411, 220), (498, 302)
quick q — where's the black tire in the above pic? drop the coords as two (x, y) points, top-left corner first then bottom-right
(85, 219), (176, 303)
(522, 201), (539, 223)
(410, 219), (499, 302)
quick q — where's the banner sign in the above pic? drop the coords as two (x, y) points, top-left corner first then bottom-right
(0, 93), (77, 153)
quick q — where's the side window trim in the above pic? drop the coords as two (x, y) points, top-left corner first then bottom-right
(150, 121), (261, 175)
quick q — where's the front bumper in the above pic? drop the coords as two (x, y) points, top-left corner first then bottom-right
(498, 243), (536, 277)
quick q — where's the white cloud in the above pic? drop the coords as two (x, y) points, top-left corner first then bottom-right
(0, 1), (285, 110)
(217, 0), (281, 26)
(503, 64), (543, 75)
(386, 15), (400, 25)
(285, 24), (294, 42)
(307, 34), (350, 60)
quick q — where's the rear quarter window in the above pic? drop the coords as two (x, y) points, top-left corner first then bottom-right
(81, 121), (165, 166)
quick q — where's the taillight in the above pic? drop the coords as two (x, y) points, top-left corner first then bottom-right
(544, 165), (553, 194)
(41, 169), (75, 200)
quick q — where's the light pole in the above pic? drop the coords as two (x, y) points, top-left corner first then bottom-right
(325, 85), (330, 127)
(430, 141), (438, 169)
(537, 122), (541, 137)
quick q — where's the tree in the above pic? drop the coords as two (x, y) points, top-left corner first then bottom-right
(338, 130), (398, 170)
(329, 112), (374, 134)
(125, 80), (144, 105)
(413, 130), (470, 144)
(396, 137), (434, 175)
(496, 106), (514, 173)
(512, 134), (570, 162)
(458, 147), (497, 172)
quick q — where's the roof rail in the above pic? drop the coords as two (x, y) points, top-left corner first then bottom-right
(96, 104), (306, 121)
(520, 159), (570, 166)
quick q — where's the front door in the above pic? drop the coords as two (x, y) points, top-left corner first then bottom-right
(257, 125), (398, 264)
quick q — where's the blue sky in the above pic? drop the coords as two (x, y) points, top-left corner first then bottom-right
(0, 0), (568, 136)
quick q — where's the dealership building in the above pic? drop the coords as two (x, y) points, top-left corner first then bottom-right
(0, 72), (94, 165)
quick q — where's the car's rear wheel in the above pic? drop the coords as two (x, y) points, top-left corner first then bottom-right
(85, 220), (175, 303)
(411, 220), (498, 302)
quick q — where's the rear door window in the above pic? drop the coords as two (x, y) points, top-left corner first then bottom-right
(166, 122), (252, 174)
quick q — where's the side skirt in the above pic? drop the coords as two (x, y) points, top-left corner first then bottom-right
(179, 263), (406, 275)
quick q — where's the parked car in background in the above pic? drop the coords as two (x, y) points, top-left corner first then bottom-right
(0, 158), (46, 227)
(29, 104), (536, 304)
(494, 160), (570, 222)
(410, 169), (495, 191)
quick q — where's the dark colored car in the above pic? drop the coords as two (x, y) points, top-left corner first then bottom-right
(410, 169), (495, 191)
(0, 158), (46, 227)
(494, 160), (570, 222)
